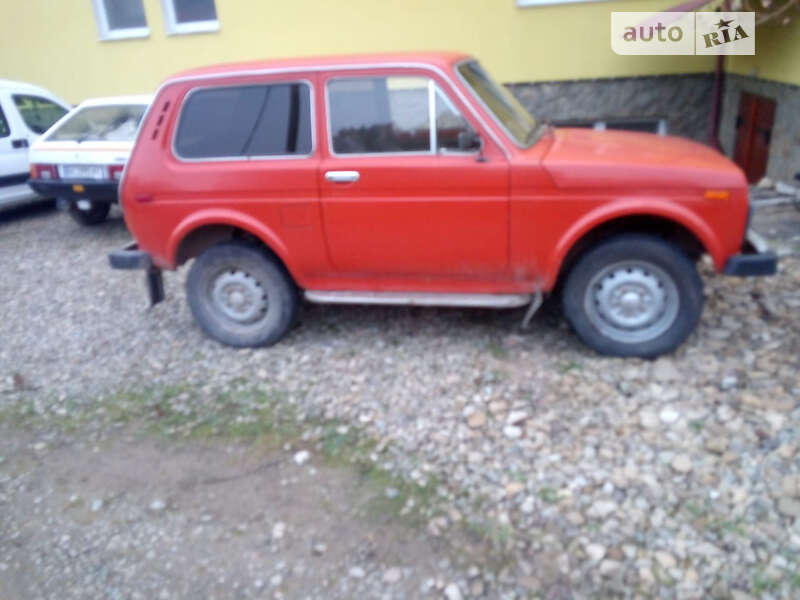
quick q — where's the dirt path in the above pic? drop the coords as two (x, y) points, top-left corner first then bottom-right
(0, 425), (477, 599)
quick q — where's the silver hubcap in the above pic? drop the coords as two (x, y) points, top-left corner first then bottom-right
(210, 270), (268, 324)
(585, 261), (679, 344)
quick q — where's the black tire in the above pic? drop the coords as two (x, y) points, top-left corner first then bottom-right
(68, 200), (110, 226)
(186, 242), (297, 348)
(562, 234), (703, 358)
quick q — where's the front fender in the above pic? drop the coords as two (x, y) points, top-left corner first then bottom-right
(544, 199), (722, 290)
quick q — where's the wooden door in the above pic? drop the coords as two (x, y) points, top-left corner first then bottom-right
(733, 92), (776, 183)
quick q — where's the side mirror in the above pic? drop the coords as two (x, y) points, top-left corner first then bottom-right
(457, 130), (482, 152)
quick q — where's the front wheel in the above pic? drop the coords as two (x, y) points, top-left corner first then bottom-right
(186, 242), (297, 348)
(68, 199), (110, 226)
(562, 234), (703, 358)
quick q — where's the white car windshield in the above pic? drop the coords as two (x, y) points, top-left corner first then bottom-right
(456, 61), (538, 147)
(47, 104), (147, 142)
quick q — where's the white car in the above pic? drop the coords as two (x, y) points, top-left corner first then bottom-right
(28, 95), (152, 225)
(0, 80), (70, 211)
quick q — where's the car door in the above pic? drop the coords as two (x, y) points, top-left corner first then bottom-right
(0, 93), (31, 184)
(318, 71), (509, 280)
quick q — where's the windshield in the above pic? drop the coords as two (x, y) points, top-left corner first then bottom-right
(456, 61), (537, 147)
(46, 104), (147, 142)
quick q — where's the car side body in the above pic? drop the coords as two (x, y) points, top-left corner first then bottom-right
(112, 52), (775, 356)
(0, 79), (70, 211)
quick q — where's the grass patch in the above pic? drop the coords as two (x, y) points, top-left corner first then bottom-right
(538, 486), (559, 504)
(708, 517), (747, 537)
(684, 501), (710, 518)
(559, 361), (582, 374)
(689, 419), (705, 432)
(789, 571), (800, 589)
(486, 338), (508, 360)
(752, 571), (780, 595)
(462, 516), (518, 571)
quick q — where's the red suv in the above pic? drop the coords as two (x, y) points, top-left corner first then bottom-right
(110, 53), (775, 357)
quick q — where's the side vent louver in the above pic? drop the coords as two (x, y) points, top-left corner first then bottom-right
(151, 100), (172, 141)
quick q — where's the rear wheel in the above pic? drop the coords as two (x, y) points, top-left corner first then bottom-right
(186, 242), (297, 348)
(68, 199), (110, 226)
(562, 234), (703, 357)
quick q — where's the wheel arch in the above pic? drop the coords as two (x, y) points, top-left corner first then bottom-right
(167, 210), (299, 284)
(547, 203), (720, 291)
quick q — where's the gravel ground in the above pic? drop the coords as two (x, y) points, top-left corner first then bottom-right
(1, 202), (799, 599)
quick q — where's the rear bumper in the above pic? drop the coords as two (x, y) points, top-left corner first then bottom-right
(723, 230), (778, 277)
(29, 179), (118, 203)
(109, 242), (164, 305)
(109, 242), (152, 270)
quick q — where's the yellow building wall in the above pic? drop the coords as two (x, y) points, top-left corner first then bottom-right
(0, 0), (724, 103)
(728, 23), (800, 86)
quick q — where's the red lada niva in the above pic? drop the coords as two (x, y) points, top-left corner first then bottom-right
(110, 53), (776, 357)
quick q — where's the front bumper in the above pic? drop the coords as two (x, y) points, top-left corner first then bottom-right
(723, 230), (777, 277)
(109, 242), (164, 305)
(29, 179), (118, 203)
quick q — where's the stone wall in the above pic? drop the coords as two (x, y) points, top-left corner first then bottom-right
(507, 74), (715, 142)
(719, 74), (800, 183)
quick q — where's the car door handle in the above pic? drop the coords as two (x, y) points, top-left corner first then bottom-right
(12, 138), (29, 149)
(325, 170), (360, 183)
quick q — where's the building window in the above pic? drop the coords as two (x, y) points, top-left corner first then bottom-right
(554, 118), (668, 135)
(92, 0), (149, 41)
(601, 119), (668, 135)
(517, 0), (608, 6)
(162, 0), (220, 35)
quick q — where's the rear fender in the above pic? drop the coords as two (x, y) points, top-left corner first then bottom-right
(166, 209), (296, 276)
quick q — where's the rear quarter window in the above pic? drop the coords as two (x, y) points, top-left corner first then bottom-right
(174, 82), (312, 160)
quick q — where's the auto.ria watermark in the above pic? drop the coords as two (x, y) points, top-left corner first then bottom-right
(611, 12), (755, 55)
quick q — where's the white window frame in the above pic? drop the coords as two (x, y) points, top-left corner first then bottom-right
(161, 0), (220, 35)
(517, 0), (607, 6)
(91, 0), (150, 41)
(326, 75), (481, 158)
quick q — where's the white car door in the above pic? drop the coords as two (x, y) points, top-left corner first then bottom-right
(0, 92), (30, 181)
(0, 88), (69, 209)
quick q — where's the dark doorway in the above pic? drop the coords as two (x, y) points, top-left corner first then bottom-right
(733, 92), (776, 183)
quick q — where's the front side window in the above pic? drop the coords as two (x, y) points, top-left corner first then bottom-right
(435, 88), (478, 152)
(327, 76), (479, 155)
(0, 105), (9, 138)
(12, 95), (68, 135)
(457, 61), (537, 147)
(46, 105), (148, 142)
(174, 83), (312, 160)
(92, 0), (149, 40)
(162, 0), (219, 34)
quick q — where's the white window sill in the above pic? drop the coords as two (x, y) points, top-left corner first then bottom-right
(99, 27), (150, 41)
(517, 0), (606, 6)
(166, 20), (220, 36)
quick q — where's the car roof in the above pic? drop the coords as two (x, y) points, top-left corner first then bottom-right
(166, 52), (472, 84)
(76, 95), (153, 108)
(0, 78), (59, 96)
